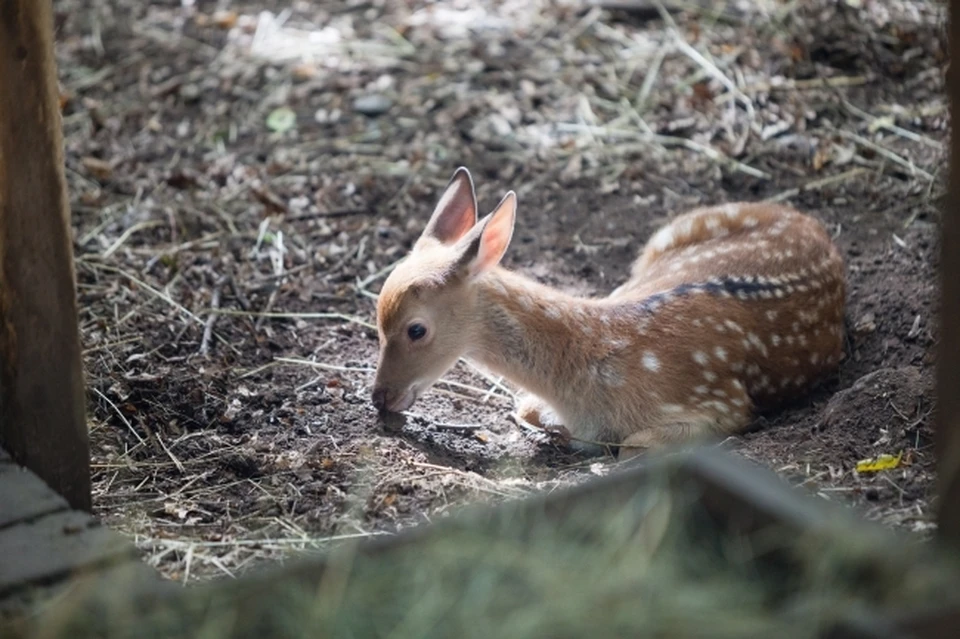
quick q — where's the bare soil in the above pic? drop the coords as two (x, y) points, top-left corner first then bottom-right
(54, 0), (948, 581)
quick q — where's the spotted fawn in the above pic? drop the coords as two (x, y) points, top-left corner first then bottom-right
(371, 167), (846, 458)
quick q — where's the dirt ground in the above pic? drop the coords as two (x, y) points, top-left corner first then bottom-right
(54, 0), (948, 581)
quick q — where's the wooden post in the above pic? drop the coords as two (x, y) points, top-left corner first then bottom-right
(0, 1), (90, 511)
(937, 0), (960, 546)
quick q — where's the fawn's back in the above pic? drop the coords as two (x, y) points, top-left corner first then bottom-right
(590, 202), (845, 436)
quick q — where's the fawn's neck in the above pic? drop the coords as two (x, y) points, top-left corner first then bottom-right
(468, 268), (606, 408)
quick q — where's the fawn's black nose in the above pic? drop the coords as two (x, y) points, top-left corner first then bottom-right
(372, 388), (387, 411)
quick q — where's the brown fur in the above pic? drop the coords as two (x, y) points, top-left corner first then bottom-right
(372, 169), (846, 459)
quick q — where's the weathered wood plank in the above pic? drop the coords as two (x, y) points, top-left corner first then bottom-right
(0, 510), (139, 598)
(937, 0), (960, 546)
(0, 555), (171, 625)
(0, 0), (90, 510)
(0, 462), (69, 529)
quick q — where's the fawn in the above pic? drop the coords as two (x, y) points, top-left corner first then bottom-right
(371, 167), (846, 458)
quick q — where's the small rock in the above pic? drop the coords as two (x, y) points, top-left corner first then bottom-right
(906, 314), (923, 340)
(353, 94), (393, 116)
(212, 10), (238, 29)
(179, 83), (201, 102)
(82, 156), (112, 181)
(854, 312), (876, 335)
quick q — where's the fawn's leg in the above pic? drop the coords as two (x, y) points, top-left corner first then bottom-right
(618, 420), (715, 460)
(618, 392), (753, 460)
(515, 393), (561, 429)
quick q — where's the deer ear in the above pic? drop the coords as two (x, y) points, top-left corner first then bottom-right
(454, 191), (516, 279)
(418, 167), (477, 246)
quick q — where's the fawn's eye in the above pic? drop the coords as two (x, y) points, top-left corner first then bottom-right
(407, 323), (427, 341)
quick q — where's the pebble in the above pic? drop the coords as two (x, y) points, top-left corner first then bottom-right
(353, 94), (393, 116)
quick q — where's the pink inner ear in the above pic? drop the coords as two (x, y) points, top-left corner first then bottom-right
(425, 171), (477, 245)
(433, 200), (475, 242)
(473, 192), (516, 275)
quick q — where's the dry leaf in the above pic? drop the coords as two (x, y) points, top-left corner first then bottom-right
(212, 10), (238, 29)
(82, 156), (113, 181)
(292, 63), (318, 81)
(856, 452), (903, 473)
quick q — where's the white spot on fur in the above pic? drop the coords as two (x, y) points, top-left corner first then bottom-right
(724, 320), (742, 333)
(649, 225), (678, 252)
(714, 346), (727, 361)
(661, 404), (685, 414)
(722, 203), (740, 218)
(771, 334), (781, 346)
(545, 306), (562, 320)
(693, 351), (709, 365)
(643, 351), (661, 372)
(767, 310), (778, 321)
(747, 333), (767, 356)
(694, 385), (708, 395)
(704, 370), (718, 382)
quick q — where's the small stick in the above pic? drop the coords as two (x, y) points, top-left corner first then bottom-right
(842, 99), (943, 151)
(155, 432), (185, 474)
(93, 387), (146, 445)
(227, 275), (252, 311)
(356, 256), (405, 293)
(200, 283), (223, 357)
(765, 168), (868, 204)
(212, 308), (375, 330)
(286, 208), (372, 221)
(835, 129), (935, 181)
(101, 219), (165, 258)
(635, 41), (670, 111)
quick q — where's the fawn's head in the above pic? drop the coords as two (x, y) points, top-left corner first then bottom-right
(372, 167), (516, 413)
